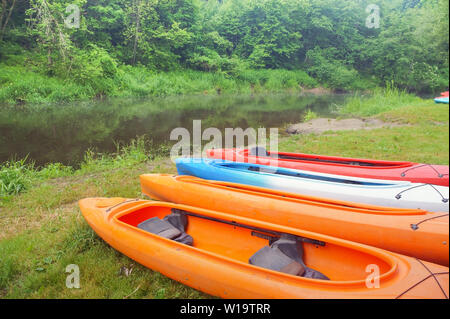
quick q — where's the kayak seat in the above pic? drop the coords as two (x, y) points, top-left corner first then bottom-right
(165, 209), (194, 245)
(138, 210), (193, 246)
(249, 234), (329, 280)
(138, 217), (181, 239)
(249, 246), (305, 276)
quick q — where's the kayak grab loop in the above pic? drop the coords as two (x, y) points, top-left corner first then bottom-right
(105, 198), (141, 212)
(396, 258), (449, 299)
(395, 184), (449, 203)
(400, 164), (449, 179)
(410, 214), (449, 231)
(395, 271), (449, 299)
(415, 258), (449, 299)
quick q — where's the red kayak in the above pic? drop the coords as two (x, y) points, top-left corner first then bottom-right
(206, 148), (449, 186)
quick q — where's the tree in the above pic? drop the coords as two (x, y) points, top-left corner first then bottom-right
(0, 0), (17, 41)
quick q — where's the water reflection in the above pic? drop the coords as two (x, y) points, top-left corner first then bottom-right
(0, 93), (349, 166)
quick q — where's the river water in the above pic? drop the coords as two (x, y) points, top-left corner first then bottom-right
(0, 93), (350, 166)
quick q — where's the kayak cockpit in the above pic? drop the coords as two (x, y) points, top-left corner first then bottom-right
(116, 204), (395, 283)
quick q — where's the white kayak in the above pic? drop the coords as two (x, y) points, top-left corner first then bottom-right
(176, 158), (449, 212)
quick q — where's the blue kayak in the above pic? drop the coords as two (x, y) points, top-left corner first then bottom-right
(175, 158), (449, 212)
(434, 96), (449, 104)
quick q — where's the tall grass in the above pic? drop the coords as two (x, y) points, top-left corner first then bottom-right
(0, 159), (74, 202)
(0, 65), (91, 104)
(0, 64), (320, 105)
(339, 83), (426, 116)
(0, 159), (33, 198)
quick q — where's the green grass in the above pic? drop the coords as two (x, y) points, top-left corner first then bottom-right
(0, 161), (74, 200)
(280, 103), (449, 165)
(0, 101), (448, 298)
(338, 84), (429, 116)
(0, 215), (204, 298)
(0, 65), (91, 104)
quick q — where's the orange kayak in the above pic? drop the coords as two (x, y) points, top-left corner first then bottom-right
(79, 197), (449, 299)
(140, 174), (449, 266)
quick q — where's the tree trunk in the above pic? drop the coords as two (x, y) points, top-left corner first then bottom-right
(0, 0), (16, 41)
(0, 1), (6, 30)
(132, 0), (141, 65)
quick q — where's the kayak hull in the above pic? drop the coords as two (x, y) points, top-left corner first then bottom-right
(176, 158), (449, 213)
(79, 197), (449, 299)
(207, 149), (449, 187)
(140, 174), (449, 266)
(435, 96), (449, 104)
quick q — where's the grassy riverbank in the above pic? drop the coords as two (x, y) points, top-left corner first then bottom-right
(0, 65), (321, 105)
(1, 99), (448, 298)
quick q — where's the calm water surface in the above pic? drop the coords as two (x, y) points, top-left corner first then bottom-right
(0, 93), (350, 166)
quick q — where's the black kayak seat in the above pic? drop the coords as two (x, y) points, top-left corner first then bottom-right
(249, 234), (329, 280)
(137, 211), (194, 245)
(249, 246), (305, 276)
(138, 217), (181, 239)
(165, 210), (189, 232)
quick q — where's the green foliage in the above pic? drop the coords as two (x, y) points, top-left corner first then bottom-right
(305, 48), (361, 90)
(69, 45), (119, 96)
(365, 0), (449, 92)
(303, 109), (318, 122)
(209, 0), (306, 69)
(0, 0), (449, 103)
